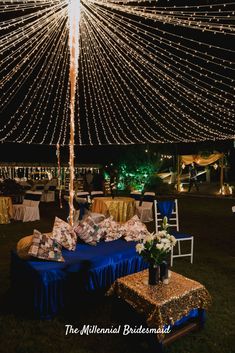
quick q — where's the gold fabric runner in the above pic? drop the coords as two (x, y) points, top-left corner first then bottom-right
(92, 197), (135, 222)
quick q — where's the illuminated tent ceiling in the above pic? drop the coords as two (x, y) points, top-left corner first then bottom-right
(1, 0), (235, 146)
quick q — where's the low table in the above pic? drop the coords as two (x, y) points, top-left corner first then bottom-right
(108, 269), (211, 350)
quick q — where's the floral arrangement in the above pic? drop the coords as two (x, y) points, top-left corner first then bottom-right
(136, 217), (176, 266)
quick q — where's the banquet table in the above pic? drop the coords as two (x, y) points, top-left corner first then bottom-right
(92, 197), (136, 222)
(108, 269), (211, 349)
(0, 196), (13, 224)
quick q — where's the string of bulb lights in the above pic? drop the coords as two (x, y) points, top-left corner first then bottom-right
(0, 0), (234, 146)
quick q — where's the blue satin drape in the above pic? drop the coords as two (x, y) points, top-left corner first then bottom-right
(10, 239), (148, 319)
(157, 200), (174, 219)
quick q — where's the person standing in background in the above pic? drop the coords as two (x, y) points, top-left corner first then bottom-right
(188, 163), (199, 192)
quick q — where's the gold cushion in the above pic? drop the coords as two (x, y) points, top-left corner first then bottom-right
(17, 233), (52, 260)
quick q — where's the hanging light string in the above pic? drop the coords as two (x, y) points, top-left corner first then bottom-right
(41, 40), (69, 144)
(0, 11), (67, 112)
(81, 13), (134, 144)
(82, 17), (155, 143)
(86, 4), (234, 111)
(16, 24), (68, 143)
(82, 14), (168, 143)
(89, 4), (233, 124)
(80, 1), (233, 142)
(82, 8), (188, 142)
(1, 16), (68, 143)
(56, 143), (63, 208)
(81, 10), (233, 142)
(92, 1), (235, 35)
(0, 0), (234, 145)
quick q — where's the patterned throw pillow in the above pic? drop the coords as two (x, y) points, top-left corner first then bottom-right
(98, 216), (122, 242)
(52, 217), (77, 251)
(120, 215), (150, 241)
(28, 229), (64, 262)
(16, 232), (52, 260)
(74, 216), (101, 245)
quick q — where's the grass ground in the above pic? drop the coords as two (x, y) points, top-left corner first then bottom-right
(0, 197), (235, 353)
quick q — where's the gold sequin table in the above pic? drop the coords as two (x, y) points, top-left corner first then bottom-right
(92, 197), (135, 222)
(0, 196), (13, 224)
(108, 269), (211, 343)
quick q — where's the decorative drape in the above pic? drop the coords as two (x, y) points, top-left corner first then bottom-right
(181, 154), (223, 166)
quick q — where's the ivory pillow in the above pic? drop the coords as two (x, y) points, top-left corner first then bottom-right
(120, 215), (150, 241)
(74, 216), (101, 245)
(98, 216), (122, 242)
(52, 217), (77, 251)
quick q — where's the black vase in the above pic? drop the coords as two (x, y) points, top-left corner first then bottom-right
(148, 265), (159, 285)
(160, 261), (168, 282)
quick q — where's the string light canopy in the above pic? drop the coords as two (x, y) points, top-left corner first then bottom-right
(0, 0), (235, 146)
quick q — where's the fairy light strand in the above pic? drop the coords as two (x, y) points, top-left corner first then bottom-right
(0, 0), (234, 145)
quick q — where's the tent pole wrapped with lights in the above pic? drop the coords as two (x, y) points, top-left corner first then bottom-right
(1, 1), (235, 219)
(68, 0), (81, 225)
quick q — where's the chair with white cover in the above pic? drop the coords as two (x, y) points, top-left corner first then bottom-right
(76, 191), (90, 202)
(12, 191), (42, 222)
(130, 191), (142, 207)
(154, 199), (194, 266)
(89, 191), (105, 223)
(136, 192), (155, 222)
(232, 206), (235, 213)
(75, 193), (105, 223)
(41, 185), (56, 202)
(34, 184), (45, 192)
(91, 191), (104, 198)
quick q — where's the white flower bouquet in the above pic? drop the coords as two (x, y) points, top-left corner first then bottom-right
(136, 217), (176, 266)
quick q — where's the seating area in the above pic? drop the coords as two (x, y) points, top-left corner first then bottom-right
(11, 239), (147, 319)
(1, 1), (234, 351)
(9, 190), (198, 322)
(0, 196), (234, 353)
(136, 192), (155, 222)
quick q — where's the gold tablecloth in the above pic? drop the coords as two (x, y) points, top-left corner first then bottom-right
(108, 270), (211, 339)
(0, 196), (13, 224)
(92, 197), (135, 222)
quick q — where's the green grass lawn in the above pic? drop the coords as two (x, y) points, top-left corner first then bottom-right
(0, 197), (235, 353)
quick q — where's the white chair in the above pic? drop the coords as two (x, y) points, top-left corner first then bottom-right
(154, 199), (194, 266)
(232, 206), (235, 213)
(89, 191), (105, 222)
(136, 192), (155, 222)
(91, 191), (104, 198)
(130, 191), (142, 207)
(66, 192), (105, 223)
(12, 191), (42, 222)
(77, 191), (90, 202)
(77, 191), (89, 197)
(41, 185), (56, 202)
(34, 184), (45, 192)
